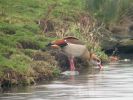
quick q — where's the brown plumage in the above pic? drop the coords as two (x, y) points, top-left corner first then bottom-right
(47, 36), (103, 71)
(64, 36), (84, 45)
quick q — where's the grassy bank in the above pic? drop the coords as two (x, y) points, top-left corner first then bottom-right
(0, 0), (108, 87)
(0, 0), (62, 87)
(85, 0), (133, 28)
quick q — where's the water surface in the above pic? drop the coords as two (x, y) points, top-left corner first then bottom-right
(0, 61), (133, 100)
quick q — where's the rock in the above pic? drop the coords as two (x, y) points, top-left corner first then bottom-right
(116, 39), (133, 53)
(101, 12), (133, 54)
(101, 28), (133, 54)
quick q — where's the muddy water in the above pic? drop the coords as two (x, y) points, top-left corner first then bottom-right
(0, 61), (133, 100)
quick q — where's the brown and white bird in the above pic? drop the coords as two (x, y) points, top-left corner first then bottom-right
(47, 36), (103, 71)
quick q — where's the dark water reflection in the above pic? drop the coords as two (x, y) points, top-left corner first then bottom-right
(0, 61), (133, 100)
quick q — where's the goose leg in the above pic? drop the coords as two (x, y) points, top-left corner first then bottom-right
(69, 56), (75, 71)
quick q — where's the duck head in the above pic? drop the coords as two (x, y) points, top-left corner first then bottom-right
(46, 39), (68, 49)
(90, 53), (103, 69)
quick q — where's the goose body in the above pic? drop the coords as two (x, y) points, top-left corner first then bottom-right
(63, 43), (87, 57)
(47, 36), (102, 71)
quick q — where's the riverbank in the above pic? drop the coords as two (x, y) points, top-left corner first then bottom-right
(0, 0), (108, 87)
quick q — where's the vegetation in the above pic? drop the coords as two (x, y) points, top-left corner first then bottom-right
(1, 0), (132, 86)
(0, 0), (61, 86)
(85, 0), (133, 24)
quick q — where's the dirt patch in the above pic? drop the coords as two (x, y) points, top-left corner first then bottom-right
(0, 51), (59, 88)
(17, 40), (40, 49)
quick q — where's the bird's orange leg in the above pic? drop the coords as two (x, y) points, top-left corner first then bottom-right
(69, 56), (75, 71)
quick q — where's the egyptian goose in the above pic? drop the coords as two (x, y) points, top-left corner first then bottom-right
(47, 36), (103, 71)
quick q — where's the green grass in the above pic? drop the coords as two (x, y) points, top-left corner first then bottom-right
(0, 0), (61, 82)
(0, 0), (110, 86)
(0, 0), (86, 85)
(85, 0), (133, 24)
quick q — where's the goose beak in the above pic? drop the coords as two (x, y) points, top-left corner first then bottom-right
(97, 62), (103, 70)
(95, 58), (103, 70)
